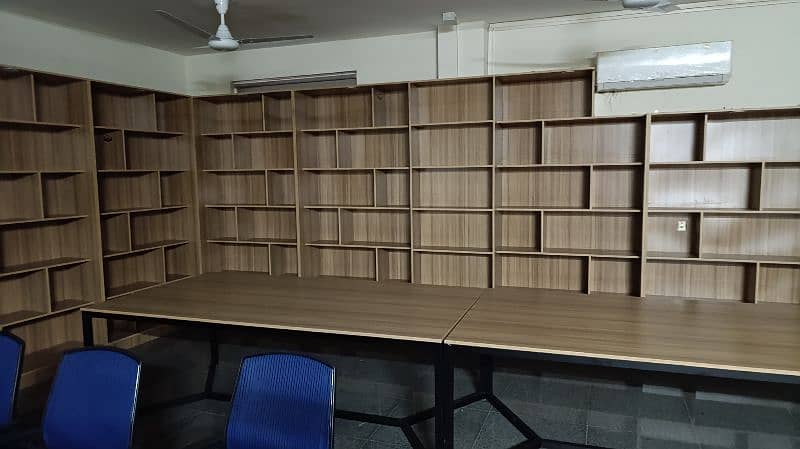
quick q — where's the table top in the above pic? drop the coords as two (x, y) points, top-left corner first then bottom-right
(84, 272), (482, 343)
(446, 287), (800, 377)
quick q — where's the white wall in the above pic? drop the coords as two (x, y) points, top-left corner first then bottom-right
(489, 0), (800, 115)
(185, 31), (437, 95)
(0, 10), (187, 93)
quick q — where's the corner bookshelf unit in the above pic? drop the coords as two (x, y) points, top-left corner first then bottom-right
(0, 68), (102, 387)
(195, 92), (300, 277)
(646, 109), (800, 303)
(91, 81), (199, 342)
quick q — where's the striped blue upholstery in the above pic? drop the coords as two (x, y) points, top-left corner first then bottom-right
(226, 354), (335, 449)
(42, 348), (141, 449)
(0, 333), (23, 429)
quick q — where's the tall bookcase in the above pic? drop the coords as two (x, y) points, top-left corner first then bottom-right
(194, 92), (300, 277)
(0, 69), (102, 386)
(646, 109), (800, 303)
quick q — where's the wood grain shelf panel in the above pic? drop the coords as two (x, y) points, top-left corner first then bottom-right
(496, 253), (586, 291)
(495, 70), (593, 121)
(543, 117), (645, 164)
(0, 118), (82, 129)
(0, 71), (35, 122)
(295, 87), (372, 130)
(0, 257), (90, 279)
(413, 251), (491, 288)
(648, 165), (760, 210)
(339, 128), (409, 168)
(650, 114), (705, 163)
(496, 166), (588, 209)
(410, 78), (492, 125)
(646, 259), (758, 302)
(705, 110), (800, 162)
(196, 94), (264, 134)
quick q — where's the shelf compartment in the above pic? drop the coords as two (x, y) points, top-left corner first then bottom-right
(92, 84), (156, 131)
(199, 135), (235, 170)
(263, 92), (293, 131)
(413, 210), (490, 252)
(238, 207), (297, 243)
(591, 258), (639, 296)
(0, 220), (91, 274)
(304, 171), (373, 207)
(299, 131), (337, 169)
(49, 262), (97, 308)
(204, 172), (267, 205)
(206, 242), (270, 273)
(762, 163), (800, 210)
(205, 207), (237, 241)
(34, 73), (89, 125)
(103, 248), (165, 298)
(591, 166), (642, 210)
(650, 114), (704, 163)
(648, 165), (760, 210)
(341, 209), (409, 247)
(0, 173), (42, 222)
(496, 122), (542, 166)
(271, 244), (298, 276)
(101, 213), (131, 255)
(705, 110), (800, 162)
(267, 171), (296, 206)
(0, 270), (51, 326)
(308, 246), (375, 280)
(496, 254), (586, 291)
(164, 243), (194, 282)
(645, 260), (756, 302)
(758, 264), (799, 304)
(296, 87), (372, 130)
(377, 249), (410, 282)
(338, 128), (409, 168)
(376, 169), (409, 207)
(234, 133), (294, 169)
(155, 93), (191, 133)
(160, 171), (192, 207)
(99, 172), (160, 212)
(701, 214), (799, 260)
(129, 208), (192, 250)
(0, 125), (85, 171)
(125, 132), (191, 171)
(196, 94), (264, 134)
(413, 252), (490, 288)
(0, 71), (35, 121)
(543, 117), (645, 164)
(95, 128), (125, 170)
(543, 212), (640, 256)
(647, 212), (700, 259)
(373, 85), (409, 127)
(303, 209), (339, 245)
(42, 173), (87, 217)
(410, 78), (492, 125)
(496, 211), (540, 252)
(413, 168), (490, 209)
(495, 71), (593, 121)
(12, 312), (82, 387)
(411, 123), (491, 167)
(496, 167), (588, 209)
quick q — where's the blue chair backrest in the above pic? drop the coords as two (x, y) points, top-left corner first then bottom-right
(42, 348), (141, 449)
(0, 332), (24, 429)
(227, 354), (335, 449)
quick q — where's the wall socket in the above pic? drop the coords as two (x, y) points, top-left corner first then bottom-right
(677, 220), (687, 232)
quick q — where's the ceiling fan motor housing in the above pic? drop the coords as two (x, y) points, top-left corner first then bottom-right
(622, 0), (663, 8)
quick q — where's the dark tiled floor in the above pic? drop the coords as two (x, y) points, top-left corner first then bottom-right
(9, 330), (800, 449)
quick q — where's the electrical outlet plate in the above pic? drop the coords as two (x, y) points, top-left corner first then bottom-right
(677, 220), (687, 232)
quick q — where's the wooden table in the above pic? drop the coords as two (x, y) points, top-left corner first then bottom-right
(444, 287), (800, 449)
(81, 272), (482, 449)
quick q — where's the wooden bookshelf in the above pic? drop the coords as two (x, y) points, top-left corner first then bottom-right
(0, 68), (102, 387)
(645, 109), (800, 303)
(195, 92), (300, 277)
(90, 81), (199, 343)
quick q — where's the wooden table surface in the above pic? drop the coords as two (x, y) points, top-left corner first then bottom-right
(446, 287), (800, 377)
(84, 272), (482, 343)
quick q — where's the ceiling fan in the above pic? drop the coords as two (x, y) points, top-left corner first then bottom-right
(156, 0), (313, 52)
(589, 0), (682, 13)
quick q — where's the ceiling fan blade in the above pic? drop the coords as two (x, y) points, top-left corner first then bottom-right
(656, 3), (681, 12)
(238, 35), (314, 45)
(155, 9), (214, 40)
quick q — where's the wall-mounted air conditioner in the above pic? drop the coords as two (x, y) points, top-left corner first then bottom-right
(232, 71), (357, 94)
(596, 41), (732, 92)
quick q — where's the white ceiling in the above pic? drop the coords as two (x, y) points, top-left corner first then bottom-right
(0, 0), (674, 55)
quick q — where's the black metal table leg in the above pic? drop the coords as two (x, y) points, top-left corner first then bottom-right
(81, 311), (94, 347)
(435, 343), (454, 449)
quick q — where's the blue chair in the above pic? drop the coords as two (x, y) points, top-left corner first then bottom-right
(0, 332), (24, 430)
(42, 348), (141, 449)
(226, 354), (335, 449)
